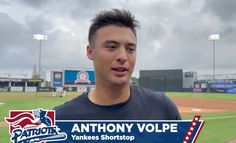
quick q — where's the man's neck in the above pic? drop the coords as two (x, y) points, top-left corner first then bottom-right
(89, 82), (130, 105)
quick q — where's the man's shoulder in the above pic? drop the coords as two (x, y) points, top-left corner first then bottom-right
(132, 85), (166, 100)
(132, 86), (181, 120)
(132, 85), (175, 109)
(54, 92), (87, 112)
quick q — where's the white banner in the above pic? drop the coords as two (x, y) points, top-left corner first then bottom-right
(10, 87), (23, 92)
(25, 87), (37, 92)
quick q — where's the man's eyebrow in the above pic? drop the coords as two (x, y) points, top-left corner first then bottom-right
(104, 40), (136, 47)
(127, 43), (136, 47)
(104, 40), (119, 44)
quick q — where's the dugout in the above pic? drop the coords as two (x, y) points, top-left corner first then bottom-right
(0, 77), (43, 92)
(139, 69), (183, 92)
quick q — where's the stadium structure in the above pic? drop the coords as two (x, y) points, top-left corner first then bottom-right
(0, 69), (95, 92)
(139, 69), (236, 93)
(1, 69), (236, 93)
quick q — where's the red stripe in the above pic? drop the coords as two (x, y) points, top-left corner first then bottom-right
(6, 112), (34, 123)
(182, 115), (201, 143)
(192, 121), (205, 143)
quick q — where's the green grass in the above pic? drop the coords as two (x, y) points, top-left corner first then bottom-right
(166, 92), (236, 100)
(0, 92), (236, 143)
(0, 92), (81, 122)
(181, 111), (236, 142)
(198, 115), (236, 143)
(167, 92), (236, 142)
(0, 126), (9, 143)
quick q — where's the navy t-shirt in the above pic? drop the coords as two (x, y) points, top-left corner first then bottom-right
(54, 86), (181, 120)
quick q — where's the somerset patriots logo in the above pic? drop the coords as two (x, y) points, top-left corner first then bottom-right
(5, 109), (67, 143)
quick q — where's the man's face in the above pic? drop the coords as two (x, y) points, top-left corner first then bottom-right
(87, 25), (136, 87)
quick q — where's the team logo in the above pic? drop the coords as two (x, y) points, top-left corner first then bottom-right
(54, 72), (62, 79)
(5, 109), (67, 143)
(53, 72), (63, 87)
(74, 71), (91, 84)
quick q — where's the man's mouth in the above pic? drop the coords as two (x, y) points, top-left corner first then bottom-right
(111, 67), (128, 72)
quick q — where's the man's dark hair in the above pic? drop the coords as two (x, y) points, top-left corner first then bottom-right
(88, 9), (140, 45)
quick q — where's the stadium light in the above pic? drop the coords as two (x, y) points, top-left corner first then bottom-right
(33, 34), (48, 80)
(208, 34), (220, 80)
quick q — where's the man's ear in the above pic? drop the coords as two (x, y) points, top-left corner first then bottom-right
(87, 45), (94, 60)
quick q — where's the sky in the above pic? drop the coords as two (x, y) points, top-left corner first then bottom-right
(0, 0), (236, 80)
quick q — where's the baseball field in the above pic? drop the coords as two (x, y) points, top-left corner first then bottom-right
(0, 91), (236, 143)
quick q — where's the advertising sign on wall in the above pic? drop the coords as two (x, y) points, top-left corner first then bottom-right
(51, 71), (63, 87)
(0, 87), (9, 92)
(64, 70), (95, 86)
(25, 87), (37, 92)
(10, 87), (23, 92)
(209, 81), (236, 93)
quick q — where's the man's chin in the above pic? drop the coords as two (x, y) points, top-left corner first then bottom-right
(110, 78), (130, 87)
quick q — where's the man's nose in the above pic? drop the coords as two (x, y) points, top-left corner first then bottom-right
(117, 47), (127, 64)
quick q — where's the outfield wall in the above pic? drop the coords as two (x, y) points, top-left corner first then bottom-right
(139, 69), (183, 92)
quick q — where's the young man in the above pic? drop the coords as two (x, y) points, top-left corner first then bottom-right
(52, 87), (57, 97)
(60, 87), (66, 97)
(54, 9), (181, 120)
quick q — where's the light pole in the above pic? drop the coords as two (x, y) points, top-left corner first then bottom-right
(33, 34), (48, 79)
(208, 34), (220, 81)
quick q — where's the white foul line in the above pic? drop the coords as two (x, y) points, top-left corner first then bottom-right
(202, 115), (236, 120)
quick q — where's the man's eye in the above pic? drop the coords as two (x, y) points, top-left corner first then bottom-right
(106, 43), (117, 49)
(127, 46), (136, 52)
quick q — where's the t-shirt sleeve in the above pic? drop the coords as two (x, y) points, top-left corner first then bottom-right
(53, 104), (67, 120)
(163, 94), (181, 120)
